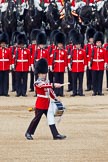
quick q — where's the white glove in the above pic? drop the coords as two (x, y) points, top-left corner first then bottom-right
(68, 64), (71, 71)
(88, 62), (91, 69)
(31, 64), (34, 71)
(11, 64), (15, 70)
(65, 67), (67, 73)
(49, 66), (53, 72)
(84, 65), (87, 72)
(29, 66), (31, 72)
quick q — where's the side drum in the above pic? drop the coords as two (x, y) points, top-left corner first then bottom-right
(53, 101), (65, 117)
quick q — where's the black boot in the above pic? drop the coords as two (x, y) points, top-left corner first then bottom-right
(49, 124), (66, 140)
(25, 132), (33, 140)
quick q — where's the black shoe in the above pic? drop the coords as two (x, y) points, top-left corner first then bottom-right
(92, 93), (97, 96)
(53, 134), (66, 140)
(22, 94), (27, 97)
(67, 89), (72, 92)
(78, 94), (85, 96)
(29, 90), (34, 92)
(25, 133), (33, 140)
(70, 93), (77, 97)
(98, 93), (104, 96)
(85, 88), (91, 91)
(16, 94), (21, 97)
(4, 94), (10, 97)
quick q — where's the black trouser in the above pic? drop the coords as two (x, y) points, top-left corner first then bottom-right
(106, 70), (108, 88)
(72, 72), (84, 95)
(54, 72), (64, 96)
(67, 68), (73, 91)
(30, 71), (34, 91)
(86, 67), (92, 90)
(48, 70), (54, 83)
(15, 71), (28, 96)
(26, 108), (59, 137)
(0, 70), (9, 96)
(11, 71), (16, 91)
(26, 109), (47, 135)
(92, 70), (104, 94)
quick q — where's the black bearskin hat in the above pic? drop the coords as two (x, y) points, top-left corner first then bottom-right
(54, 32), (66, 46)
(68, 29), (78, 43)
(0, 32), (9, 44)
(36, 32), (47, 45)
(86, 27), (96, 41)
(94, 32), (104, 44)
(17, 33), (28, 45)
(50, 29), (60, 44)
(34, 58), (48, 75)
(72, 32), (83, 45)
(11, 31), (20, 45)
(30, 29), (41, 42)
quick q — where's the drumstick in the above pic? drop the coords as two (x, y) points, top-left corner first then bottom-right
(60, 82), (70, 86)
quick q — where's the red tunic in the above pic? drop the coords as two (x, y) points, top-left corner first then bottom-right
(0, 47), (12, 71)
(31, 47), (48, 65)
(52, 48), (67, 72)
(69, 48), (87, 72)
(14, 47), (31, 72)
(34, 79), (56, 109)
(91, 46), (107, 71)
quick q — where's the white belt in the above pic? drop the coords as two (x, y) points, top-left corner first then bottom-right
(36, 59), (39, 61)
(0, 59), (9, 61)
(17, 59), (28, 62)
(93, 59), (104, 62)
(55, 60), (64, 63)
(37, 94), (49, 98)
(72, 60), (84, 63)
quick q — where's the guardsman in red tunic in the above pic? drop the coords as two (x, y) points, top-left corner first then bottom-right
(90, 32), (107, 96)
(0, 32), (12, 96)
(52, 32), (67, 97)
(28, 29), (41, 92)
(31, 31), (48, 81)
(10, 31), (20, 92)
(68, 32), (87, 96)
(47, 29), (59, 83)
(25, 58), (66, 140)
(84, 27), (96, 91)
(13, 33), (31, 97)
(103, 39), (108, 90)
(66, 29), (77, 92)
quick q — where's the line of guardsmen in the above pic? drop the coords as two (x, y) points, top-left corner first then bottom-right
(0, 27), (108, 97)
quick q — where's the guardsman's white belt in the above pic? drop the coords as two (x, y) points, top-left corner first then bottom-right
(37, 94), (49, 98)
(17, 59), (28, 62)
(93, 59), (104, 62)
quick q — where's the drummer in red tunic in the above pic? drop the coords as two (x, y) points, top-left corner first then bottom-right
(25, 58), (66, 140)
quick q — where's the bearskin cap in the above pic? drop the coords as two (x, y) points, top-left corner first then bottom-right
(54, 32), (66, 46)
(0, 32), (9, 44)
(72, 32), (83, 45)
(36, 32), (47, 45)
(17, 33), (28, 45)
(30, 29), (41, 42)
(50, 29), (60, 44)
(68, 29), (78, 43)
(11, 31), (20, 45)
(34, 58), (48, 75)
(94, 32), (104, 44)
(86, 27), (96, 40)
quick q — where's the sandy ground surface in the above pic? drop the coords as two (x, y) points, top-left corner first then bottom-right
(0, 72), (108, 162)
